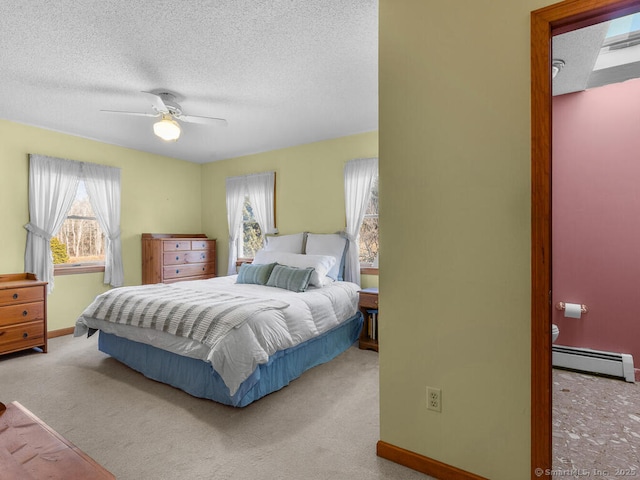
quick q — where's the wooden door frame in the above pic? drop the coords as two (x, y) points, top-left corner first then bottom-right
(531, 0), (640, 477)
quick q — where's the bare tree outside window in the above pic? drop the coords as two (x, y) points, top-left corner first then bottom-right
(51, 181), (105, 265)
(239, 197), (263, 258)
(359, 175), (379, 265)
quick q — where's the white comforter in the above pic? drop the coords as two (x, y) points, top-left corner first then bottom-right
(75, 275), (359, 395)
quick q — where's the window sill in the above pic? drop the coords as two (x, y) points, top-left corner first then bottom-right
(54, 264), (105, 276)
(236, 258), (254, 267)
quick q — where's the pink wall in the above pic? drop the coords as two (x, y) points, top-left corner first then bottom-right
(553, 78), (640, 363)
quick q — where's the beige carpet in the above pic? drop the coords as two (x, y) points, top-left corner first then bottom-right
(0, 335), (430, 480)
(553, 368), (640, 478)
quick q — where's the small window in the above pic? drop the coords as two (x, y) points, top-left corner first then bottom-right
(237, 196), (263, 259)
(359, 175), (379, 266)
(52, 180), (105, 268)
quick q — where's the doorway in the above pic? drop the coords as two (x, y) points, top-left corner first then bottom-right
(531, 0), (640, 478)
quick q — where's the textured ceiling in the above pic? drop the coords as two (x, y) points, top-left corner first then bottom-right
(553, 19), (640, 96)
(0, 1), (378, 163)
(553, 23), (609, 96)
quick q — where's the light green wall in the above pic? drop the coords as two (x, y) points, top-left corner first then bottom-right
(0, 120), (203, 331)
(378, 0), (549, 478)
(0, 122), (377, 332)
(201, 131), (379, 288)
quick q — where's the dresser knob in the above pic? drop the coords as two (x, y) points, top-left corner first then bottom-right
(12, 293), (18, 300)
(22, 310), (28, 317)
(23, 332), (28, 338)
(176, 256), (179, 261)
(176, 243), (180, 248)
(176, 270), (180, 274)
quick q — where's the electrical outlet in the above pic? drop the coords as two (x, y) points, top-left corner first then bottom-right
(426, 387), (442, 412)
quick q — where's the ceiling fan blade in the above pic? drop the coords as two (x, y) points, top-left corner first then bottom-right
(141, 91), (169, 113)
(176, 114), (228, 126)
(100, 109), (160, 118)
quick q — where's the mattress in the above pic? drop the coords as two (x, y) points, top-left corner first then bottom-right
(97, 312), (363, 407)
(75, 275), (360, 396)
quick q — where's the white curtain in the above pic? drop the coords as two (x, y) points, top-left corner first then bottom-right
(83, 162), (124, 287)
(344, 157), (378, 285)
(225, 176), (246, 275)
(246, 171), (276, 239)
(24, 155), (81, 292)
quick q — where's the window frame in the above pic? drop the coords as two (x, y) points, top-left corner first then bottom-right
(235, 195), (264, 260)
(52, 179), (106, 275)
(54, 263), (105, 275)
(358, 173), (379, 272)
(232, 172), (277, 263)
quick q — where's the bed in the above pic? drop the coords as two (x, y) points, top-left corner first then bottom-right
(74, 236), (363, 407)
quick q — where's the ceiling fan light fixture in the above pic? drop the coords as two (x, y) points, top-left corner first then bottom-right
(153, 115), (181, 141)
(552, 59), (565, 79)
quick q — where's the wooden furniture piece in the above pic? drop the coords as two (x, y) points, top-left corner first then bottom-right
(358, 287), (379, 352)
(142, 233), (216, 284)
(0, 273), (47, 355)
(0, 401), (115, 479)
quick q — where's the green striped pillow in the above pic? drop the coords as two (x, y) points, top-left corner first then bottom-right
(236, 262), (277, 285)
(266, 264), (314, 292)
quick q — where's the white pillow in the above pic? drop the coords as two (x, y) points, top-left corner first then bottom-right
(263, 233), (305, 254)
(253, 250), (336, 287)
(304, 233), (348, 280)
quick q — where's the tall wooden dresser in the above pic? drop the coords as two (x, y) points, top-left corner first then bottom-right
(0, 273), (48, 355)
(142, 233), (217, 284)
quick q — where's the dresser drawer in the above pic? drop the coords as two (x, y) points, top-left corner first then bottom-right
(142, 235), (216, 285)
(0, 286), (44, 307)
(0, 320), (45, 352)
(359, 292), (378, 309)
(163, 262), (216, 280)
(162, 240), (192, 252)
(191, 240), (215, 251)
(0, 302), (45, 327)
(163, 250), (213, 266)
(164, 274), (215, 284)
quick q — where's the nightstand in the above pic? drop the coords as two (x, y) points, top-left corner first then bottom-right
(358, 287), (378, 352)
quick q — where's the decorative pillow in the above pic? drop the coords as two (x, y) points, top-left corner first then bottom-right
(266, 264), (314, 292)
(304, 233), (348, 280)
(236, 262), (276, 285)
(263, 233), (306, 254)
(252, 250), (335, 287)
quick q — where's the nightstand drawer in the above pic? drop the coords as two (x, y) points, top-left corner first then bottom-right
(0, 286), (44, 307)
(0, 302), (45, 327)
(359, 292), (378, 309)
(0, 320), (45, 352)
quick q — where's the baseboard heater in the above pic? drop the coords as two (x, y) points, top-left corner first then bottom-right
(552, 345), (635, 383)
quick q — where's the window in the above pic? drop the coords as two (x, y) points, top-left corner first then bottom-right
(359, 174), (379, 266)
(52, 181), (105, 269)
(237, 196), (263, 259)
(25, 154), (123, 291)
(225, 171), (276, 275)
(344, 157), (378, 283)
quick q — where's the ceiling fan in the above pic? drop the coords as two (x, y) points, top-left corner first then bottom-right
(101, 91), (227, 142)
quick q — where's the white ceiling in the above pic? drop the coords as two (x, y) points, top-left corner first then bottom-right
(0, 1), (378, 164)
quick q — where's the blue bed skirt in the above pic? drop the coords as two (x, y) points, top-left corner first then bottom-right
(98, 312), (363, 407)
